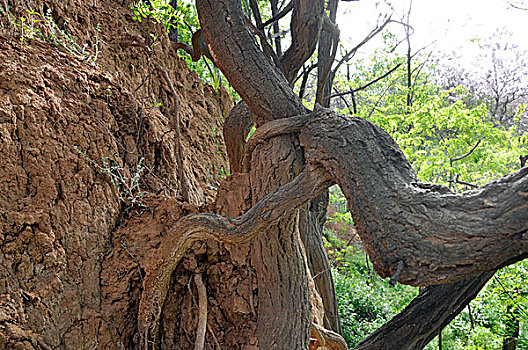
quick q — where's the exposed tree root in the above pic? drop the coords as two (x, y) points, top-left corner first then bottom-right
(310, 322), (348, 350)
(137, 166), (332, 343)
(194, 273), (207, 350)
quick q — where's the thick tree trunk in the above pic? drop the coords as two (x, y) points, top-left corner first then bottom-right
(299, 192), (343, 334)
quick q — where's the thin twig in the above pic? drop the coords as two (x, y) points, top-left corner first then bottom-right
(328, 63), (402, 99)
(332, 16), (392, 75)
(154, 63), (189, 201)
(258, 0), (293, 29)
(447, 178), (478, 189)
(450, 140), (481, 167)
(493, 275), (528, 318)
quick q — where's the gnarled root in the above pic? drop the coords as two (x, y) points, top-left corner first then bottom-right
(137, 166), (332, 344)
(310, 323), (348, 350)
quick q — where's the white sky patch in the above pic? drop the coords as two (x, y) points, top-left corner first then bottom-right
(337, 0), (528, 58)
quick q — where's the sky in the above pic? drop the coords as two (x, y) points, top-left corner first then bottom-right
(337, 0), (528, 57)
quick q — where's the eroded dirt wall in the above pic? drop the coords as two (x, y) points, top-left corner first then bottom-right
(0, 0), (230, 347)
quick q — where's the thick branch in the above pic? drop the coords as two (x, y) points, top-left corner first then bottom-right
(243, 110), (317, 171)
(354, 270), (496, 349)
(197, 0), (307, 124)
(224, 102), (254, 173)
(280, 0), (326, 83)
(299, 111), (528, 286)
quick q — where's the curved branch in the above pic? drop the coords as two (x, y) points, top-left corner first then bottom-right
(243, 111), (316, 171)
(137, 166), (333, 343)
(138, 108), (528, 346)
(450, 139), (481, 166)
(299, 111), (528, 285)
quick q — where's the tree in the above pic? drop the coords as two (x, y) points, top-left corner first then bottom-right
(1, 0), (527, 349)
(137, 0), (528, 348)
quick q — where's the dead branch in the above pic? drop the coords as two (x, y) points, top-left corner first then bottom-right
(154, 63), (189, 201)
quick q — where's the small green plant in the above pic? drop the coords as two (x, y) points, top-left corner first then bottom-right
(218, 165), (230, 179)
(148, 101), (163, 108)
(9, 8), (101, 65)
(74, 146), (147, 211)
(42, 10), (101, 65)
(14, 10), (40, 41)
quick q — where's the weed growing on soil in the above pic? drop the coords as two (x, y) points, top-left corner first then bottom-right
(74, 146), (147, 212)
(6, 8), (101, 65)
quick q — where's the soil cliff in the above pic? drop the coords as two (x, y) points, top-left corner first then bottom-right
(0, 1), (232, 348)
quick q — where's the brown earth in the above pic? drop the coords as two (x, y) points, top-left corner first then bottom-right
(0, 1), (236, 348)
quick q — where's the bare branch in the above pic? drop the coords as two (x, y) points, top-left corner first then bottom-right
(450, 140), (481, 166)
(508, 1), (528, 10)
(332, 15), (392, 76)
(328, 63), (402, 99)
(259, 1), (294, 29)
(448, 178), (479, 189)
